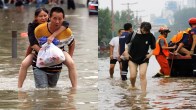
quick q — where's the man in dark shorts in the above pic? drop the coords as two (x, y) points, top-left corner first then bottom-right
(109, 29), (124, 78)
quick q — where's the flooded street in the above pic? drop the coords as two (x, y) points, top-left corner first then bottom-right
(98, 56), (196, 110)
(1, 2), (196, 110)
(0, 5), (97, 110)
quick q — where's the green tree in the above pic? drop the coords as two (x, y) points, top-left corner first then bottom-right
(98, 8), (112, 46)
(113, 11), (121, 36)
(98, 8), (135, 46)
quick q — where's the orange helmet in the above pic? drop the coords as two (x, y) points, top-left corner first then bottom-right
(159, 26), (171, 33)
(189, 17), (196, 25)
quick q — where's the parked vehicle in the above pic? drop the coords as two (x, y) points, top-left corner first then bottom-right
(88, 0), (98, 15)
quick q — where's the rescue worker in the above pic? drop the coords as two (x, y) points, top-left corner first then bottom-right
(169, 28), (191, 56)
(188, 17), (196, 55)
(169, 18), (196, 56)
(188, 17), (196, 75)
(153, 26), (176, 78)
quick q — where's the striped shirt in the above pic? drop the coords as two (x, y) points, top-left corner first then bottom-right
(33, 22), (74, 73)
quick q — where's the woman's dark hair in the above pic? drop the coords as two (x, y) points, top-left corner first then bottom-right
(50, 7), (65, 18)
(34, 8), (49, 23)
(140, 22), (151, 32)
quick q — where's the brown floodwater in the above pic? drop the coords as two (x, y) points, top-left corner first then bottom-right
(0, 5), (98, 110)
(98, 55), (196, 110)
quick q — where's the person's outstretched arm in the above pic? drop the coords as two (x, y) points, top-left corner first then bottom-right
(47, 21), (69, 43)
(190, 34), (196, 55)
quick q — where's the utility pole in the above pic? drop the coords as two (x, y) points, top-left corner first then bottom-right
(121, 2), (137, 21)
(111, 0), (114, 37)
(133, 10), (145, 26)
(121, 2), (137, 12)
(133, 10), (144, 18)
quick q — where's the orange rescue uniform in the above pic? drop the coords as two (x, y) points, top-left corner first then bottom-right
(153, 35), (170, 76)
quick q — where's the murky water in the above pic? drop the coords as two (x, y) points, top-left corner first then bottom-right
(98, 55), (196, 110)
(1, 4), (196, 110)
(0, 5), (98, 109)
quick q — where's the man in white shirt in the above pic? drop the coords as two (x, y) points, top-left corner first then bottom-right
(109, 29), (124, 78)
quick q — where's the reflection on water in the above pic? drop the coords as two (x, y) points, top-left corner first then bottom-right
(98, 56), (196, 110)
(0, 6), (98, 109)
(0, 88), (76, 110)
(115, 92), (150, 109)
(17, 89), (76, 110)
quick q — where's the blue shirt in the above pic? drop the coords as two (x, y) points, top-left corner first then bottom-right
(181, 27), (196, 45)
(181, 33), (189, 44)
(180, 28), (196, 49)
(191, 27), (196, 35)
(119, 32), (129, 55)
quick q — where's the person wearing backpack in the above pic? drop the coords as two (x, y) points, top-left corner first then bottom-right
(124, 22), (156, 93)
(119, 23), (133, 81)
(153, 26), (176, 78)
(168, 28), (191, 56)
(169, 18), (196, 56)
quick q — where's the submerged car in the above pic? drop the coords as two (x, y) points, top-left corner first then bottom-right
(88, 0), (98, 15)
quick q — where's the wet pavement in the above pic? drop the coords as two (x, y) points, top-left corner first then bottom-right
(98, 56), (196, 110)
(0, 5), (98, 110)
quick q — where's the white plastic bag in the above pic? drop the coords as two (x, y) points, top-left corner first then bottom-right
(36, 43), (65, 68)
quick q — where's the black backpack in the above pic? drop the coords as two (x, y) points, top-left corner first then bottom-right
(128, 31), (137, 54)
